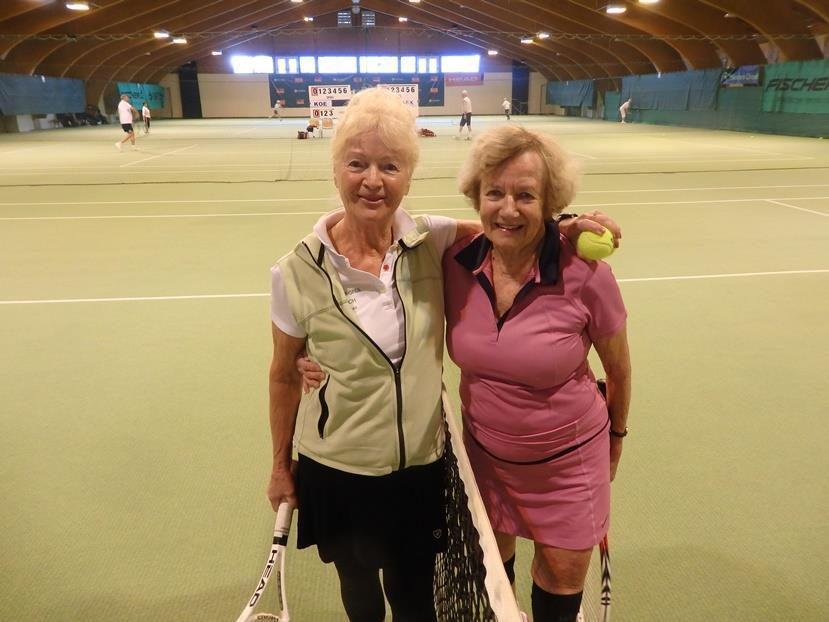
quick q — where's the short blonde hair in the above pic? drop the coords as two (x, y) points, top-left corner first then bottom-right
(331, 88), (419, 173)
(457, 125), (579, 219)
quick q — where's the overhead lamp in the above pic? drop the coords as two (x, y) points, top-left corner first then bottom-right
(538, 32), (550, 39)
(724, 12), (736, 18)
(409, 0), (421, 3)
(153, 30), (170, 39)
(172, 36), (187, 44)
(487, 49), (498, 56)
(638, 0), (659, 3)
(520, 37), (534, 44)
(399, 16), (408, 22)
(303, 16), (314, 22)
(605, 4), (627, 14)
(290, 0), (303, 3)
(66, 2), (90, 10)
(211, 50), (222, 56)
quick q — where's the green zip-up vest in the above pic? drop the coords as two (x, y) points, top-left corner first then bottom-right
(277, 216), (445, 476)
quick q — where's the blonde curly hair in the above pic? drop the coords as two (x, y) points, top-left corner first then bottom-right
(457, 125), (580, 219)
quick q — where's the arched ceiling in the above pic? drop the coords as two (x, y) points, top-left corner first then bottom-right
(1, 0), (826, 92)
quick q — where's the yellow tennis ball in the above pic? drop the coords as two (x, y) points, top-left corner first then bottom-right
(576, 228), (615, 261)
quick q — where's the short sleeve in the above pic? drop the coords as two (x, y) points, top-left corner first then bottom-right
(422, 214), (458, 256)
(581, 262), (627, 341)
(270, 264), (306, 338)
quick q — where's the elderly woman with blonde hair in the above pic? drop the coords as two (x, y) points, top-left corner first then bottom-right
(269, 87), (622, 621)
(444, 124), (632, 621)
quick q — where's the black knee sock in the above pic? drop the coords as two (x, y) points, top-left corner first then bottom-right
(531, 582), (583, 622)
(334, 558), (385, 622)
(503, 554), (516, 585)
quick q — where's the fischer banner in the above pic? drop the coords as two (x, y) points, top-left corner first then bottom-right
(762, 59), (829, 113)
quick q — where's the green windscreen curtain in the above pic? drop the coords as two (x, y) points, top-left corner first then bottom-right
(0, 73), (85, 115)
(546, 80), (594, 107)
(762, 59), (829, 114)
(116, 82), (165, 109)
(621, 69), (721, 111)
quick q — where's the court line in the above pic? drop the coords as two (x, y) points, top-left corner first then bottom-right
(3, 196), (829, 221)
(2, 269), (827, 305)
(118, 145), (198, 168)
(765, 199), (829, 218)
(618, 269), (829, 283)
(3, 184), (829, 207)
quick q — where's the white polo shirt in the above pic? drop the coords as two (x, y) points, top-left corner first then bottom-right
(117, 99), (133, 124)
(271, 209), (456, 365)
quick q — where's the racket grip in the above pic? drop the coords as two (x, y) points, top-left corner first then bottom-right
(275, 502), (295, 534)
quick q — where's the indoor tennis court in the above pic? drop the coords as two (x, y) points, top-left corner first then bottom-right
(1, 114), (827, 621)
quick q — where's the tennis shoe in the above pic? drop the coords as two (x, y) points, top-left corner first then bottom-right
(114, 142), (122, 152)
(576, 607), (585, 622)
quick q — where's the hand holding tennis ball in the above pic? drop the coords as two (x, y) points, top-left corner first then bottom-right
(576, 228), (616, 261)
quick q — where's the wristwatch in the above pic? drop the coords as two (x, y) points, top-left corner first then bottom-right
(609, 426), (628, 438)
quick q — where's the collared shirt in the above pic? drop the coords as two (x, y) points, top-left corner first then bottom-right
(443, 221), (627, 447)
(271, 209), (456, 365)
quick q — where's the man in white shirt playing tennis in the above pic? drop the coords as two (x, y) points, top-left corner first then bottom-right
(456, 90), (473, 140)
(115, 94), (138, 151)
(502, 97), (511, 120)
(619, 98), (632, 123)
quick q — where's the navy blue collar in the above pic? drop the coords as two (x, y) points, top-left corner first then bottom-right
(454, 220), (561, 285)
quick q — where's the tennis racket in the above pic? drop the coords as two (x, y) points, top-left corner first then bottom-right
(598, 535), (612, 622)
(235, 502), (295, 622)
(579, 534), (612, 622)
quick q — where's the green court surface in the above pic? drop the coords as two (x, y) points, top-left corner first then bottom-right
(1, 116), (827, 621)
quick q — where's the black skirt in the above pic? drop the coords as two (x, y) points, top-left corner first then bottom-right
(295, 454), (447, 567)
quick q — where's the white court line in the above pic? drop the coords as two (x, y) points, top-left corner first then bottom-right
(5, 196), (829, 221)
(568, 151), (599, 160)
(765, 199), (829, 218)
(119, 144), (198, 168)
(2, 270), (827, 305)
(4, 184), (829, 207)
(651, 136), (803, 158)
(0, 293), (267, 305)
(619, 269), (829, 283)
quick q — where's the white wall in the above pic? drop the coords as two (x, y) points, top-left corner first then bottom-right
(529, 72), (564, 116)
(159, 73), (182, 119)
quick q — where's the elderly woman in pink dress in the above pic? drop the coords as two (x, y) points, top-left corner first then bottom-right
(444, 124), (631, 622)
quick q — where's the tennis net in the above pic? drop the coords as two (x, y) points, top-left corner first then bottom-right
(434, 391), (525, 622)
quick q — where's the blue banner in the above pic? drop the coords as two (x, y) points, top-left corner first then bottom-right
(0, 73), (85, 115)
(721, 65), (761, 87)
(116, 82), (165, 109)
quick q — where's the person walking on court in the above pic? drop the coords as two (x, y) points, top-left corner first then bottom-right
(268, 87), (621, 622)
(269, 99), (283, 120)
(114, 94), (138, 152)
(619, 98), (632, 123)
(141, 101), (151, 134)
(502, 97), (511, 120)
(456, 89), (473, 140)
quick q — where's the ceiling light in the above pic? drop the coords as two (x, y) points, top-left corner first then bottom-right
(487, 49), (498, 56)
(211, 50), (222, 56)
(153, 30), (170, 39)
(409, 0), (421, 3)
(304, 16), (314, 21)
(638, 0), (659, 4)
(724, 12), (736, 18)
(399, 16), (408, 22)
(290, 0), (303, 3)
(172, 36), (187, 44)
(605, 4), (627, 14)
(538, 32), (550, 39)
(520, 37), (534, 44)
(66, 2), (90, 10)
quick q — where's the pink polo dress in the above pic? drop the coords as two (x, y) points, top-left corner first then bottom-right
(443, 224), (627, 549)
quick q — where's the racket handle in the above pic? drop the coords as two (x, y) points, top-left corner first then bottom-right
(275, 502), (295, 534)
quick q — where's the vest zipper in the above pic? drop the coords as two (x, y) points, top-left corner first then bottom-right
(306, 242), (408, 471)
